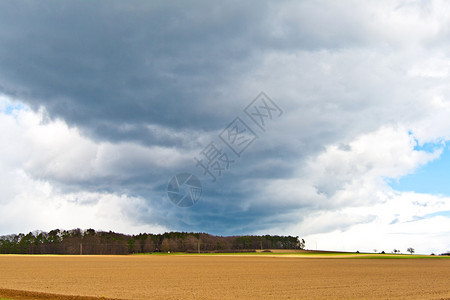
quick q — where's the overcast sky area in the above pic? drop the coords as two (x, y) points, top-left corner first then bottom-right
(1, 0), (450, 254)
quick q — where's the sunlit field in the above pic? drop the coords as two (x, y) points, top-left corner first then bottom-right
(1, 252), (449, 299)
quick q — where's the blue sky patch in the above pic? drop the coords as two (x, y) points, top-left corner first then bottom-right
(389, 144), (450, 196)
(1, 100), (26, 115)
(424, 210), (450, 218)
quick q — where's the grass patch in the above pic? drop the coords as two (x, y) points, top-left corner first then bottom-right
(131, 251), (450, 259)
(133, 252), (187, 255)
(350, 254), (450, 259)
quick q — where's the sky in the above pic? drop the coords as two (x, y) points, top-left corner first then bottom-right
(0, 0), (450, 254)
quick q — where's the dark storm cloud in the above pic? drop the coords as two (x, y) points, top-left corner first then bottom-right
(0, 1), (373, 143)
(0, 1), (269, 143)
(1, 0), (443, 235)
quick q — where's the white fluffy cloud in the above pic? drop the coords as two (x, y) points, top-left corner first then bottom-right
(252, 125), (450, 253)
(297, 192), (450, 254)
(0, 96), (170, 234)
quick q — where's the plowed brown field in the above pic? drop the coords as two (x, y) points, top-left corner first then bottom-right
(0, 255), (449, 299)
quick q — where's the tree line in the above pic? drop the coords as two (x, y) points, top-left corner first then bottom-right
(0, 229), (305, 255)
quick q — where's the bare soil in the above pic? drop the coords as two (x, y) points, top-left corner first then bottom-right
(0, 255), (449, 299)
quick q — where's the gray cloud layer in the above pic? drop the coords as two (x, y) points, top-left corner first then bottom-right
(1, 1), (450, 241)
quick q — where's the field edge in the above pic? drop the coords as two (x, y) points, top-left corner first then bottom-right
(0, 288), (122, 300)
